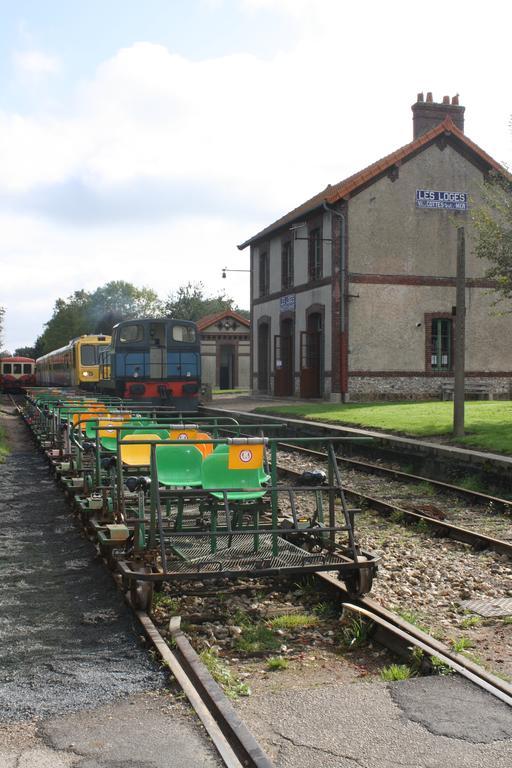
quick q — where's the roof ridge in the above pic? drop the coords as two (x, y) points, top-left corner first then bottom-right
(238, 118), (509, 250)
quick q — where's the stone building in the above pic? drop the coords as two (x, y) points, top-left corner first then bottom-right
(238, 94), (511, 401)
(198, 310), (250, 391)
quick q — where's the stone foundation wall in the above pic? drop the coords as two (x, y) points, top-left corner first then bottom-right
(348, 375), (512, 401)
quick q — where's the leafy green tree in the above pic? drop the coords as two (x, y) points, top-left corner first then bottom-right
(36, 290), (91, 354)
(14, 346), (37, 358)
(473, 169), (512, 305)
(88, 281), (163, 333)
(32, 281), (164, 354)
(164, 281), (247, 321)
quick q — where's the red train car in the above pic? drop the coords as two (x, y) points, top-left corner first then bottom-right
(0, 356), (36, 392)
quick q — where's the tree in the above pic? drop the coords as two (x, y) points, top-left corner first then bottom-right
(14, 346), (37, 358)
(33, 281), (164, 354)
(164, 282), (246, 321)
(88, 281), (163, 333)
(473, 169), (512, 305)
(36, 290), (91, 354)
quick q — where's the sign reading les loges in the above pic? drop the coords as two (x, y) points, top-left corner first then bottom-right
(416, 189), (468, 211)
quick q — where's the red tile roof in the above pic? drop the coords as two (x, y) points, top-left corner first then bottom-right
(238, 118), (509, 250)
(196, 309), (250, 331)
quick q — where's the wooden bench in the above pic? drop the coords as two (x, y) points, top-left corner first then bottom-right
(440, 383), (494, 401)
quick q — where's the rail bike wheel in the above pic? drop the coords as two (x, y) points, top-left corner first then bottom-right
(129, 566), (154, 612)
(342, 555), (373, 597)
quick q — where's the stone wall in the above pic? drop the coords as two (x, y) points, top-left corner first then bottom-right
(348, 375), (512, 401)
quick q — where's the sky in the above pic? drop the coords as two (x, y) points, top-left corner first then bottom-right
(0, 0), (510, 351)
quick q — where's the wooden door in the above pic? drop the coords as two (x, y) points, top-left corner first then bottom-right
(300, 330), (321, 398)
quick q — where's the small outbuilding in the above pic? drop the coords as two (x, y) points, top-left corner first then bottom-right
(198, 310), (250, 391)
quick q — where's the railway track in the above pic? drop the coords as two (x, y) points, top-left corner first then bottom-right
(276, 445), (512, 558)
(319, 573), (512, 707)
(132, 603), (273, 768)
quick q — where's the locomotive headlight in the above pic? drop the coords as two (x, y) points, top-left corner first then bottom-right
(82, 371), (91, 377)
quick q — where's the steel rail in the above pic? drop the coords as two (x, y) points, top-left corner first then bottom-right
(316, 572), (512, 707)
(278, 441), (512, 512)
(132, 607), (273, 768)
(277, 461), (512, 558)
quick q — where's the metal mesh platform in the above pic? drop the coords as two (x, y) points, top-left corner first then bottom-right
(162, 532), (349, 576)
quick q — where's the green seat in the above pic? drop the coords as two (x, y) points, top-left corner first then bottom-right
(155, 444), (203, 487)
(201, 452), (267, 501)
(213, 443), (270, 483)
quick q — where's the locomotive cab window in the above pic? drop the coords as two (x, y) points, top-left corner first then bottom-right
(3, 363), (11, 373)
(80, 345), (97, 365)
(119, 324), (144, 343)
(172, 325), (196, 343)
(13, 364), (22, 374)
(23, 364), (32, 374)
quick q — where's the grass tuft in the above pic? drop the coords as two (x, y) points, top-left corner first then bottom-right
(451, 636), (474, 652)
(338, 616), (372, 649)
(235, 623), (281, 654)
(460, 615), (481, 629)
(381, 664), (413, 681)
(266, 656), (289, 671)
(268, 613), (318, 630)
(200, 649), (250, 699)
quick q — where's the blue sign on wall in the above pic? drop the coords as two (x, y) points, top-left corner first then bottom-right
(280, 294), (296, 312)
(416, 189), (468, 211)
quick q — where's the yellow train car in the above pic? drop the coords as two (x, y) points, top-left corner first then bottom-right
(36, 334), (112, 388)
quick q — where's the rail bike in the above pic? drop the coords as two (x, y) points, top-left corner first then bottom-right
(22, 387), (378, 610)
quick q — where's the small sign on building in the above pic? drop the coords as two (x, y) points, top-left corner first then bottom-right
(280, 294), (296, 312)
(416, 189), (468, 211)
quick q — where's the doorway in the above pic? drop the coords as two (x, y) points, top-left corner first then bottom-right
(300, 311), (323, 397)
(257, 321), (270, 393)
(219, 345), (235, 390)
(274, 317), (294, 396)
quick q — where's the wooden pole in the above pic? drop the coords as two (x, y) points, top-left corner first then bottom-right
(453, 227), (466, 437)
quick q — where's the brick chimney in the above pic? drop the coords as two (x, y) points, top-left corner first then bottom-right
(411, 92), (465, 139)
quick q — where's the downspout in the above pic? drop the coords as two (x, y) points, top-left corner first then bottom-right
(323, 202), (347, 401)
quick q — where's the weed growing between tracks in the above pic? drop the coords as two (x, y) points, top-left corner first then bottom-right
(151, 577), (401, 699)
(0, 424), (8, 462)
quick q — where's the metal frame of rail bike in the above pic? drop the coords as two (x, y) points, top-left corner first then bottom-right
(22, 396), (378, 611)
(76, 426), (377, 610)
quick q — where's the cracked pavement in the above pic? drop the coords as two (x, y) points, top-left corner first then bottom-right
(236, 676), (512, 767)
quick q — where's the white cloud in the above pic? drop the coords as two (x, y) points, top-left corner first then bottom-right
(14, 49), (60, 76)
(1, 0), (511, 349)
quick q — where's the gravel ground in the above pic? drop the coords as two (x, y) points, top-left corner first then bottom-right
(0, 402), (164, 721)
(277, 449), (512, 680)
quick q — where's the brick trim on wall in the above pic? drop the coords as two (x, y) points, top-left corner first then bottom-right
(349, 273), (496, 288)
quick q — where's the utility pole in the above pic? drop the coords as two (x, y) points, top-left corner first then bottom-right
(453, 227), (466, 437)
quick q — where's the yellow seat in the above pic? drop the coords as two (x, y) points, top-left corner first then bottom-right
(120, 433), (162, 466)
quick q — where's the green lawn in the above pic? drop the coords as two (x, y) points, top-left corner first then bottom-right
(254, 401), (512, 455)
(0, 424), (8, 462)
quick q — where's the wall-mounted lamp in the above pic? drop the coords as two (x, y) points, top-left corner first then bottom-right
(222, 267), (250, 279)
